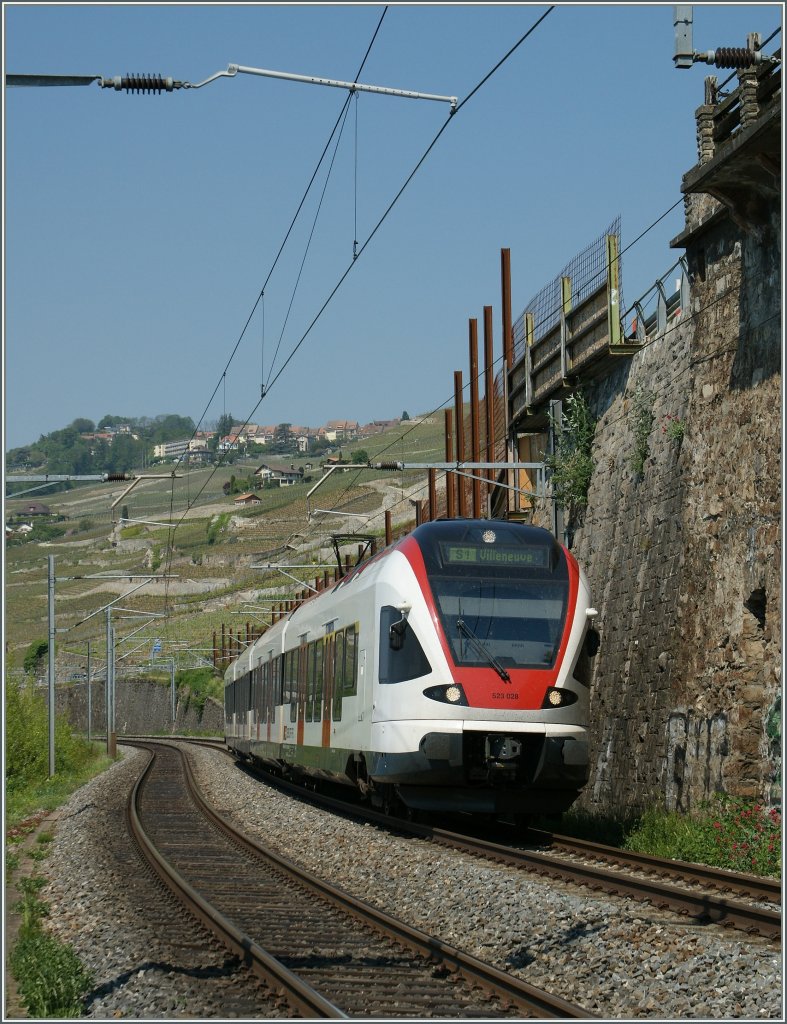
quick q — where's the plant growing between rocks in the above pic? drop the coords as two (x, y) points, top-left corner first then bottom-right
(630, 385), (655, 478)
(662, 413), (685, 447)
(11, 876), (93, 1017)
(544, 390), (596, 522)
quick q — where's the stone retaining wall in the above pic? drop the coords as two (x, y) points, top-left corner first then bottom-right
(53, 677), (224, 737)
(560, 196), (780, 816)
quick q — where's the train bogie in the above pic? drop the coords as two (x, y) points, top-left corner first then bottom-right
(225, 519), (597, 818)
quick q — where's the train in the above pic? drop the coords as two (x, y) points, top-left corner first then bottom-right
(224, 517), (598, 820)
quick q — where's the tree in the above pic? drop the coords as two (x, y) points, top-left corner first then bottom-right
(351, 449), (369, 464)
(401, 410), (410, 421)
(98, 414), (132, 430)
(217, 413), (235, 438)
(150, 413), (197, 443)
(23, 639), (48, 676)
(69, 417), (95, 433)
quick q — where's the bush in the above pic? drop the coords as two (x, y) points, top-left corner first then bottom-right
(176, 667), (223, 722)
(5, 678), (94, 792)
(624, 796), (781, 878)
(544, 390), (596, 520)
(23, 640), (48, 676)
(630, 385), (655, 477)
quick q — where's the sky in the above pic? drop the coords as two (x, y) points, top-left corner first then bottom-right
(3, 1), (783, 451)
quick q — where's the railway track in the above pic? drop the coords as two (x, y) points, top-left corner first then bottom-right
(526, 828), (782, 905)
(212, 747), (781, 943)
(126, 741), (594, 1018)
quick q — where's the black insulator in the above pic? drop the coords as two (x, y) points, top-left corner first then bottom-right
(121, 73), (172, 94)
(713, 47), (757, 69)
(103, 472), (131, 481)
(378, 461), (402, 472)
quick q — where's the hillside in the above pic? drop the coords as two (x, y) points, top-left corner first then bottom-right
(5, 416), (447, 682)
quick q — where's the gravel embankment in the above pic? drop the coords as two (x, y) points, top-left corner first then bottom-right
(40, 744), (783, 1019)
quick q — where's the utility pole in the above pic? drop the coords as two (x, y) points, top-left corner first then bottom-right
(106, 607), (116, 758)
(47, 555), (56, 777)
(86, 640), (92, 744)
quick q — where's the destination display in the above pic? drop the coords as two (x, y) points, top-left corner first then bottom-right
(440, 542), (550, 568)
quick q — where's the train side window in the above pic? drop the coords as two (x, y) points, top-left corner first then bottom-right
(345, 625), (358, 697)
(573, 628), (600, 687)
(379, 606), (432, 684)
(333, 630), (345, 722)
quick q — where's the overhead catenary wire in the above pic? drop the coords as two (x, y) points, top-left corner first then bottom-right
(163, 6), (390, 493)
(263, 6), (557, 396)
(161, 4), (558, 546)
(264, 96), (355, 389)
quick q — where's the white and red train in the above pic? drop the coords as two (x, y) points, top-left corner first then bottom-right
(224, 518), (598, 818)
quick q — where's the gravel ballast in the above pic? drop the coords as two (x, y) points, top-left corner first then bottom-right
(36, 743), (783, 1019)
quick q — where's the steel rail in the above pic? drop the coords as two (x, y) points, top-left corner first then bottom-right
(528, 828), (782, 904)
(179, 744), (594, 1019)
(423, 826), (782, 941)
(126, 744), (348, 1018)
(214, 749), (781, 942)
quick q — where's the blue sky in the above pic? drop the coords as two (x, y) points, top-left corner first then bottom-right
(4, 2), (782, 450)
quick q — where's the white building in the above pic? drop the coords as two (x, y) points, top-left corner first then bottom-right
(153, 439), (190, 460)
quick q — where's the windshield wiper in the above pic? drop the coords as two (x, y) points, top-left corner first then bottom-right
(456, 618), (511, 682)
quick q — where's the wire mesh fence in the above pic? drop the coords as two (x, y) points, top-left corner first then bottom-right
(512, 216), (622, 365)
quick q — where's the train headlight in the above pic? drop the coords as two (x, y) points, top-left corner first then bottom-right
(541, 687), (577, 709)
(423, 683), (468, 706)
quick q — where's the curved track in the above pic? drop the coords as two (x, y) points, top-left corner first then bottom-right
(218, 748), (781, 943)
(127, 741), (594, 1018)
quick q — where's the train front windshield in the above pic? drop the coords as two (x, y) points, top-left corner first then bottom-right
(417, 522), (570, 670)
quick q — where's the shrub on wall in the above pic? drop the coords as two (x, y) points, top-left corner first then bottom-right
(545, 390), (596, 520)
(630, 384), (655, 478)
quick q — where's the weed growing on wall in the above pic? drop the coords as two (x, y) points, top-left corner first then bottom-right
(661, 413), (685, 446)
(630, 385), (655, 477)
(544, 390), (596, 521)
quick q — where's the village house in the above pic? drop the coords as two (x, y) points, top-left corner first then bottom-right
(22, 502), (50, 517)
(233, 492), (262, 506)
(153, 439), (190, 460)
(254, 462), (304, 487)
(325, 419), (359, 441)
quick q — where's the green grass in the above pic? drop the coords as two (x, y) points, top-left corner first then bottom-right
(536, 796), (781, 878)
(4, 678), (110, 1018)
(623, 796), (781, 877)
(11, 879), (94, 1017)
(5, 751), (116, 829)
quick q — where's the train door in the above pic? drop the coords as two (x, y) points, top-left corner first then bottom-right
(322, 632), (335, 747)
(273, 651), (285, 745)
(254, 664), (261, 742)
(357, 648), (367, 722)
(297, 640), (307, 745)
